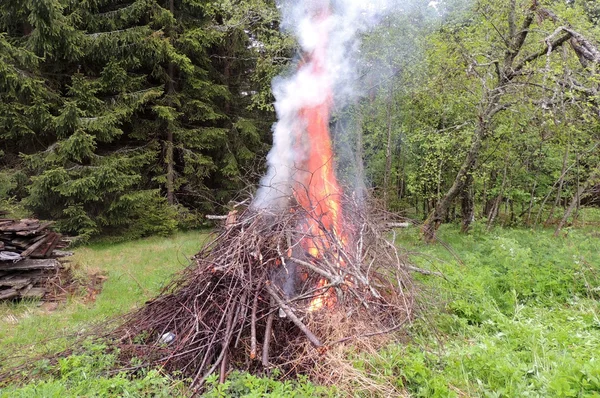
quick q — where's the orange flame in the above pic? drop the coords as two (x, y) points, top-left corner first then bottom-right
(292, 7), (347, 312)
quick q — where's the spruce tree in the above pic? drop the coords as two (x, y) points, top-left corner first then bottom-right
(0, 0), (282, 239)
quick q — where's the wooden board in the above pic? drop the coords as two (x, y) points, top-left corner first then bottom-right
(0, 215), (69, 260)
(21, 287), (46, 299)
(0, 259), (60, 271)
(31, 233), (60, 258)
(0, 222), (40, 232)
(21, 235), (50, 257)
(0, 288), (18, 300)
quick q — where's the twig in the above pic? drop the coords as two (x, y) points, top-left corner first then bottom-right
(266, 284), (323, 348)
(404, 265), (444, 277)
(328, 318), (409, 346)
(289, 257), (339, 282)
(262, 306), (275, 367)
(219, 349), (228, 384)
(195, 301), (237, 388)
(250, 289), (259, 360)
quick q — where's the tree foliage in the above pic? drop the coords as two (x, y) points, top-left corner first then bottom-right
(0, 0), (285, 240)
(350, 0), (600, 238)
(1, 0), (599, 240)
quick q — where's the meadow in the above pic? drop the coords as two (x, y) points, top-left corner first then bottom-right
(1, 219), (600, 397)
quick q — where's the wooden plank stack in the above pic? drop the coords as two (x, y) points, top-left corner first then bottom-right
(0, 212), (71, 301)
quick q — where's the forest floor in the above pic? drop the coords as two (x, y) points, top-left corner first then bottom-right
(1, 215), (600, 397)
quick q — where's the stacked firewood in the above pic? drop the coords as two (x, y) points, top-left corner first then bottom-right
(0, 212), (71, 300)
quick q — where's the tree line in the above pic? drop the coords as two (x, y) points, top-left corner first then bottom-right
(1, 0), (599, 241)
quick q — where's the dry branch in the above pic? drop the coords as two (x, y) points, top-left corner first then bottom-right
(266, 284), (323, 348)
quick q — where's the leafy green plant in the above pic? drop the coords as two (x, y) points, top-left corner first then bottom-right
(1, 342), (184, 398)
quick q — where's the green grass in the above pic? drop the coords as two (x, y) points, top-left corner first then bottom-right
(2, 223), (600, 397)
(375, 222), (600, 397)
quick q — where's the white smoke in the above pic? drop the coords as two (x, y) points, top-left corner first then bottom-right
(253, 0), (436, 209)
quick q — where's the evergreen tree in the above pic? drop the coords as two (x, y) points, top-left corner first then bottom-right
(0, 0), (281, 240)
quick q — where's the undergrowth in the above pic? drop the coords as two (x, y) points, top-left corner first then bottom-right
(0, 341), (331, 398)
(373, 222), (600, 397)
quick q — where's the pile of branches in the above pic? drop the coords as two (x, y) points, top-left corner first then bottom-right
(115, 196), (417, 391)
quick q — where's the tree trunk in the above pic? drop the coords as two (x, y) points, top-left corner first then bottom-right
(525, 180), (537, 225)
(484, 169), (497, 217)
(166, 130), (175, 205)
(574, 154), (581, 222)
(554, 185), (586, 236)
(546, 145), (569, 225)
(481, 178), (487, 218)
(487, 159), (509, 231)
(165, 0), (176, 206)
(460, 173), (474, 233)
(555, 171), (598, 236)
(420, 0), (569, 242)
(355, 112), (366, 203)
(422, 119), (486, 242)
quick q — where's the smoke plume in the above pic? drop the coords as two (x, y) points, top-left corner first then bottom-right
(253, 0), (434, 209)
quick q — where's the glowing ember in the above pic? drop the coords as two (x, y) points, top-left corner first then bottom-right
(308, 278), (336, 312)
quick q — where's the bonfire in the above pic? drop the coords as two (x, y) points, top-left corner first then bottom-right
(115, 2), (418, 392)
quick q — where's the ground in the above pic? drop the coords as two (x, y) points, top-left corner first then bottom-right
(1, 214), (599, 397)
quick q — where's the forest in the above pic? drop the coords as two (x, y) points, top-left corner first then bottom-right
(2, 0), (600, 396)
(1, 0), (598, 240)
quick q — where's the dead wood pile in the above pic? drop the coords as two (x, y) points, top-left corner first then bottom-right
(0, 212), (71, 301)
(115, 197), (418, 391)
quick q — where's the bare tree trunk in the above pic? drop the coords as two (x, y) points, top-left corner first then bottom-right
(354, 112), (367, 204)
(487, 160), (508, 231)
(554, 185), (586, 236)
(484, 170), (497, 216)
(414, 196), (419, 219)
(481, 178), (488, 218)
(460, 173), (474, 233)
(534, 164), (573, 227)
(398, 139), (406, 201)
(574, 155), (581, 222)
(166, 130), (174, 205)
(555, 171), (599, 236)
(422, 116), (487, 242)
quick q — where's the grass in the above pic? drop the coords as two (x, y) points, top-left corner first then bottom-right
(1, 220), (600, 396)
(0, 230), (207, 361)
(378, 222), (600, 397)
